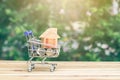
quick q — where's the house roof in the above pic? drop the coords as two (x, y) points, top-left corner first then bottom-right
(39, 28), (60, 38)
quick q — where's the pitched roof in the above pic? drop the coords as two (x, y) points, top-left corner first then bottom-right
(39, 28), (60, 38)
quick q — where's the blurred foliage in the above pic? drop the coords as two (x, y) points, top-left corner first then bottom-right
(0, 0), (120, 61)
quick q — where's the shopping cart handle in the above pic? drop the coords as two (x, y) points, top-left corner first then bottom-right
(24, 30), (33, 36)
(24, 31), (29, 36)
(29, 30), (33, 35)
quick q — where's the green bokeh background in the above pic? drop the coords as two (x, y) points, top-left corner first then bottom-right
(0, 0), (120, 61)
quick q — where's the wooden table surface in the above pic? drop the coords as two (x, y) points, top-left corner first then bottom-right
(0, 61), (120, 80)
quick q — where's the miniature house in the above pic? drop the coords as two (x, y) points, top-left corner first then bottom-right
(39, 28), (60, 48)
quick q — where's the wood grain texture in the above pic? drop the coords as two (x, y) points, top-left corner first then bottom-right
(0, 61), (120, 80)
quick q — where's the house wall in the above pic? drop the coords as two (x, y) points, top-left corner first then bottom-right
(41, 38), (57, 48)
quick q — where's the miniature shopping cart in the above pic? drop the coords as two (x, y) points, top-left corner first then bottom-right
(24, 28), (60, 72)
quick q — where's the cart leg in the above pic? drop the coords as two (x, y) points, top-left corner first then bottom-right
(41, 57), (47, 64)
(27, 57), (34, 72)
(41, 57), (57, 72)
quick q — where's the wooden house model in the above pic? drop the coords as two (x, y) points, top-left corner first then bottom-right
(39, 28), (60, 48)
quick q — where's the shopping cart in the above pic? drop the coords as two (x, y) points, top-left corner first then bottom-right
(24, 30), (60, 72)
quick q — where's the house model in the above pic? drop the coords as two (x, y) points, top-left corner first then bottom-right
(39, 28), (60, 48)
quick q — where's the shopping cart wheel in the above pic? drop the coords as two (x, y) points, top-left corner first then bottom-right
(50, 64), (56, 72)
(28, 67), (32, 72)
(31, 64), (35, 69)
(27, 63), (33, 72)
